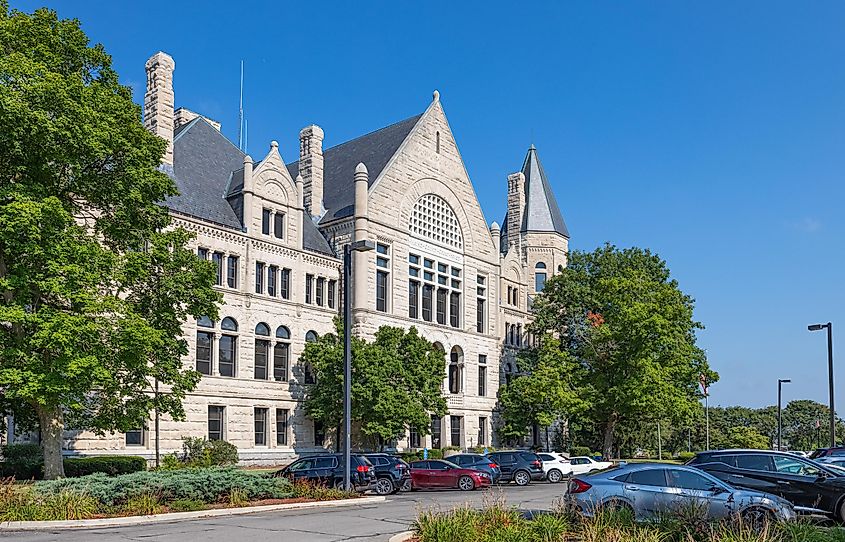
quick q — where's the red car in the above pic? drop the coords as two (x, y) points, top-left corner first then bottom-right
(409, 459), (492, 491)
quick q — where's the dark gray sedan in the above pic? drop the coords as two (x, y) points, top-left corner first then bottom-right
(566, 463), (796, 523)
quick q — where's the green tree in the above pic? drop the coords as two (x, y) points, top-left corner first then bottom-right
(498, 336), (586, 445)
(302, 322), (447, 448)
(0, 4), (219, 478)
(726, 426), (769, 449)
(531, 244), (716, 458)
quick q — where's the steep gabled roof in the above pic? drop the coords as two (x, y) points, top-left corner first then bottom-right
(521, 145), (568, 237)
(286, 113), (423, 223)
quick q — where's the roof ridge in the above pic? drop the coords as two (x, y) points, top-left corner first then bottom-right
(321, 112), (424, 154)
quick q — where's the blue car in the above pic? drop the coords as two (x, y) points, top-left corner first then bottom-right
(448, 453), (502, 484)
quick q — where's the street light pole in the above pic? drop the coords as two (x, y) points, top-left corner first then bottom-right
(777, 379), (791, 451)
(809, 322), (835, 447)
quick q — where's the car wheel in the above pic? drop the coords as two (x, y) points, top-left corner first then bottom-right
(458, 475), (475, 491)
(547, 469), (563, 483)
(602, 499), (633, 515)
(375, 477), (395, 496)
(740, 507), (773, 531)
(514, 470), (531, 486)
(400, 478), (412, 492)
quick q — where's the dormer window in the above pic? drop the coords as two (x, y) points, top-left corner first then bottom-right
(262, 208), (284, 239)
(273, 212), (284, 239)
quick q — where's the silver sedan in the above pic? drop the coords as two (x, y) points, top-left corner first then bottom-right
(566, 463), (796, 523)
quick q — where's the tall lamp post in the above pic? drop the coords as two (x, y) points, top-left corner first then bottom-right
(342, 240), (374, 491)
(777, 379), (791, 451)
(808, 322), (835, 447)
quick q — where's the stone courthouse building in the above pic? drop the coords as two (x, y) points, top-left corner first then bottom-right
(62, 52), (569, 464)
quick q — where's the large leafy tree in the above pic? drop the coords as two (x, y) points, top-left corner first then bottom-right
(531, 244), (716, 458)
(0, 4), (219, 478)
(498, 335), (587, 445)
(303, 322), (447, 449)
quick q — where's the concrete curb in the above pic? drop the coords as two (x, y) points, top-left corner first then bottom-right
(388, 531), (414, 542)
(0, 495), (386, 531)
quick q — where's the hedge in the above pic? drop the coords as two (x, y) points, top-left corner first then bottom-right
(64, 456), (147, 477)
(0, 443), (147, 479)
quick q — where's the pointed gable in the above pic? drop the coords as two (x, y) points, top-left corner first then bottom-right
(520, 145), (569, 237)
(287, 114), (423, 222)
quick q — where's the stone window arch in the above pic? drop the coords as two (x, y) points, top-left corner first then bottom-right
(410, 194), (463, 250)
(255, 322), (270, 336)
(449, 346), (463, 394)
(254, 322), (271, 380)
(274, 326), (291, 382)
(535, 262), (547, 292)
(197, 316), (214, 328)
(221, 317), (238, 332)
(218, 317), (238, 377)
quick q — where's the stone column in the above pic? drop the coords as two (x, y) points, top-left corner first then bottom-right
(143, 52), (176, 166)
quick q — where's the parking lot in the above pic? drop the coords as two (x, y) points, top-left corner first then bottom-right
(1, 482), (568, 542)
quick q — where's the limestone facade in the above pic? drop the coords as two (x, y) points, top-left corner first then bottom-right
(57, 52), (570, 464)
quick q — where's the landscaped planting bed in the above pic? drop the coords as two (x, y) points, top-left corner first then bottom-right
(412, 501), (845, 542)
(0, 468), (359, 521)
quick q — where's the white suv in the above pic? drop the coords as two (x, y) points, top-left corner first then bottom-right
(568, 456), (613, 475)
(537, 452), (572, 483)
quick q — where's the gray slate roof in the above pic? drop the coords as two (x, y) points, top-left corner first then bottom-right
(286, 113), (423, 223)
(165, 118), (334, 256)
(500, 145), (569, 250)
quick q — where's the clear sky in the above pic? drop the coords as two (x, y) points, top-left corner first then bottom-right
(14, 1), (845, 409)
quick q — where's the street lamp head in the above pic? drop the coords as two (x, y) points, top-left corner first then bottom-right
(350, 240), (376, 252)
(809, 324), (826, 332)
(779, 379), (791, 384)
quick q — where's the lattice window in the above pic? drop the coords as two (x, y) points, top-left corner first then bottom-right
(410, 194), (463, 249)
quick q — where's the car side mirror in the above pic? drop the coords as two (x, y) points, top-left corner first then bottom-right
(709, 484), (726, 495)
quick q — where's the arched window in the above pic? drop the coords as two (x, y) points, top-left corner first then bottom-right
(219, 317), (238, 377)
(221, 317), (238, 332)
(535, 262), (547, 292)
(305, 330), (319, 343)
(409, 194), (463, 250)
(254, 323), (271, 379)
(274, 326), (290, 382)
(197, 316), (214, 328)
(449, 346), (463, 394)
(255, 322), (270, 336)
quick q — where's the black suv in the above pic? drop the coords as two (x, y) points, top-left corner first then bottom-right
(273, 453), (376, 492)
(486, 451), (545, 486)
(688, 449), (845, 519)
(363, 453), (411, 495)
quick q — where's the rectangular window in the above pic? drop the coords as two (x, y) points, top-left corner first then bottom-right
(424, 258), (434, 269)
(478, 365), (487, 397)
(227, 256), (238, 288)
(254, 339), (269, 380)
(422, 285), (433, 322)
(450, 415), (463, 447)
(449, 292), (460, 328)
(273, 343), (289, 382)
(377, 243), (389, 255)
(262, 208), (271, 235)
(125, 428), (144, 446)
(267, 266), (277, 297)
(476, 298), (485, 333)
(438, 263), (448, 273)
(376, 270), (388, 312)
(276, 409), (289, 446)
(280, 268), (291, 299)
(376, 256), (389, 268)
(255, 262), (265, 294)
(409, 254), (420, 265)
(408, 280), (419, 319)
(273, 213), (284, 239)
(314, 420), (325, 447)
(436, 288), (447, 324)
(409, 426), (420, 448)
(535, 272), (547, 292)
(316, 277), (325, 307)
(305, 274), (313, 304)
(208, 406), (225, 441)
(212, 252), (223, 286)
(478, 417), (487, 446)
(254, 408), (268, 446)
(219, 335), (236, 377)
(197, 247), (209, 260)
(431, 415), (442, 449)
(196, 331), (213, 375)
(328, 280), (336, 308)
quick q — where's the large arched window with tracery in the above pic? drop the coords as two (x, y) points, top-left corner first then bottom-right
(410, 194), (463, 250)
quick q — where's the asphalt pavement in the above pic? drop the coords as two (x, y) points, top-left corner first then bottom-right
(0, 482), (568, 542)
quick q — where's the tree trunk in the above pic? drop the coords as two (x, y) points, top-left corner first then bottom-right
(602, 413), (618, 459)
(35, 404), (65, 479)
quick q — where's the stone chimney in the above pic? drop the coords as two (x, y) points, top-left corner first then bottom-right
(174, 107), (221, 131)
(143, 52), (176, 166)
(506, 172), (525, 251)
(299, 125), (324, 217)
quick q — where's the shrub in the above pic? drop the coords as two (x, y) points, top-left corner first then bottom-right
(175, 437), (239, 468)
(64, 456), (147, 477)
(0, 443), (43, 480)
(228, 487), (249, 507)
(289, 479), (358, 501)
(677, 451), (696, 462)
(569, 446), (591, 457)
(0, 479), (97, 521)
(123, 492), (161, 516)
(35, 467), (291, 506)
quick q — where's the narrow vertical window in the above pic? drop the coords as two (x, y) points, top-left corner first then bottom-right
(273, 212), (284, 239)
(478, 417), (487, 446)
(280, 268), (291, 299)
(476, 275), (486, 333)
(273, 342), (289, 382)
(327, 280), (336, 308)
(208, 406), (225, 441)
(196, 331), (213, 375)
(449, 292), (460, 328)
(219, 317), (238, 377)
(212, 252), (223, 286)
(431, 415), (442, 449)
(409, 426), (420, 448)
(316, 277), (325, 306)
(276, 409), (289, 445)
(535, 262), (547, 292)
(262, 209), (271, 235)
(436, 288), (447, 324)
(255, 262), (265, 294)
(435, 131), (440, 154)
(450, 415), (463, 447)
(267, 265), (277, 297)
(227, 255), (239, 288)
(254, 408), (268, 446)
(408, 280), (419, 319)
(376, 243), (390, 313)
(197, 247), (209, 260)
(254, 323), (270, 380)
(422, 284), (433, 322)
(478, 365), (487, 397)
(305, 274), (313, 304)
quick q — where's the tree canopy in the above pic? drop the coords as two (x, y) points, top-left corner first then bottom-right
(530, 244), (716, 457)
(302, 322), (447, 449)
(0, 4), (219, 478)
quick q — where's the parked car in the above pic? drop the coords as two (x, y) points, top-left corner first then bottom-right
(816, 457), (845, 470)
(273, 453), (376, 492)
(486, 451), (545, 486)
(568, 456), (614, 476)
(566, 463), (796, 523)
(408, 459), (492, 491)
(538, 452), (572, 483)
(810, 447), (845, 459)
(449, 453), (502, 484)
(688, 449), (845, 519)
(363, 453), (411, 495)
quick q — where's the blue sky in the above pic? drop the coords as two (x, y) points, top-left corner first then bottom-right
(15, 1), (845, 409)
